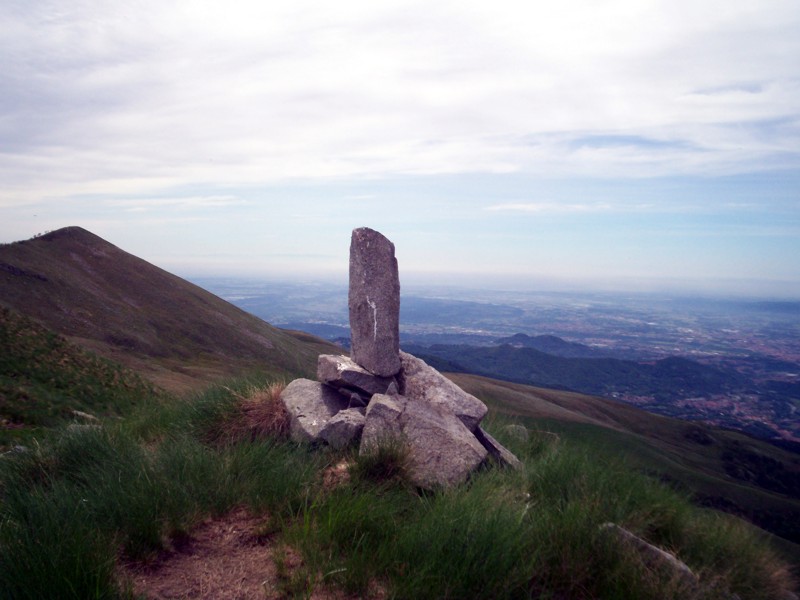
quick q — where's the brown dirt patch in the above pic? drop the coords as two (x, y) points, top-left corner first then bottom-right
(119, 507), (382, 600)
(120, 507), (280, 599)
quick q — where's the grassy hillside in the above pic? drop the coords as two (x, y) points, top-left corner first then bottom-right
(0, 376), (795, 599)
(0, 307), (161, 447)
(0, 227), (339, 393)
(450, 372), (800, 560)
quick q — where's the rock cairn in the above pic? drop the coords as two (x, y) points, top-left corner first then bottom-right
(280, 227), (520, 489)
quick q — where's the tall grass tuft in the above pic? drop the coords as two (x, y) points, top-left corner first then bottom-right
(228, 438), (321, 517)
(389, 472), (533, 600)
(0, 480), (120, 599)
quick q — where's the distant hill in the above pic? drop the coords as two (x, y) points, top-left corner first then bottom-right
(404, 342), (747, 402)
(494, 333), (610, 358)
(0, 227), (339, 393)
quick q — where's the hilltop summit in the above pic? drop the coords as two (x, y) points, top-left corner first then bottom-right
(0, 226), (337, 391)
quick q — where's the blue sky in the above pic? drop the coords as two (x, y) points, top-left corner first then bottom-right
(2, 0), (799, 297)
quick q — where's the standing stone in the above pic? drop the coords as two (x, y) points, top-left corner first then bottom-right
(349, 227), (401, 377)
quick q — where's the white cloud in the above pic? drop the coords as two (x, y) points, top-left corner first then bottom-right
(114, 196), (246, 212)
(1, 0), (798, 209)
(485, 202), (614, 214)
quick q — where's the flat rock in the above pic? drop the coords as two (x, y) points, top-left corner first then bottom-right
(398, 351), (488, 431)
(317, 354), (395, 396)
(279, 379), (350, 444)
(360, 393), (488, 489)
(319, 407), (366, 449)
(348, 227), (401, 377)
(474, 427), (522, 469)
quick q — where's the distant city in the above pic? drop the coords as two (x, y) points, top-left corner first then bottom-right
(195, 277), (800, 443)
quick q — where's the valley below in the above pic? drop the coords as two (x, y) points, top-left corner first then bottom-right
(196, 277), (800, 443)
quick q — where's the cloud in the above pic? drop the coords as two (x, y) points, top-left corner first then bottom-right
(1, 0), (798, 210)
(485, 202), (614, 214)
(113, 196), (247, 212)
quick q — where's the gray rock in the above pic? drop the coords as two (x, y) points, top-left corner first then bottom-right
(600, 523), (698, 589)
(360, 393), (488, 489)
(280, 379), (350, 444)
(317, 354), (395, 396)
(1, 445), (29, 458)
(346, 391), (369, 408)
(398, 351), (488, 431)
(474, 427), (522, 469)
(504, 424), (529, 442)
(319, 408), (366, 449)
(71, 410), (99, 421)
(348, 227), (401, 377)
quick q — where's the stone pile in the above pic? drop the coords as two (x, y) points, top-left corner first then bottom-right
(280, 227), (520, 489)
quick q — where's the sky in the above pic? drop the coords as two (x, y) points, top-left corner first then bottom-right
(2, 0), (799, 297)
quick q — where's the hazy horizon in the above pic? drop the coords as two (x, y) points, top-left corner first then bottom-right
(185, 269), (800, 302)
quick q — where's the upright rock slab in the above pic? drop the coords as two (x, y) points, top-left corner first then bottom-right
(349, 227), (401, 377)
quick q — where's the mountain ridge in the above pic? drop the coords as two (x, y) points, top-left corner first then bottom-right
(0, 226), (338, 392)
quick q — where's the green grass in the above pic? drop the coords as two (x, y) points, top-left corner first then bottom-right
(0, 376), (795, 599)
(289, 426), (795, 599)
(452, 374), (800, 561)
(0, 307), (160, 447)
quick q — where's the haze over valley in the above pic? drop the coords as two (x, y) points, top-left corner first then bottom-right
(197, 277), (800, 443)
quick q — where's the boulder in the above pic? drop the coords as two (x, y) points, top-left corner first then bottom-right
(317, 354), (395, 396)
(360, 393), (488, 489)
(280, 379), (350, 444)
(348, 227), (401, 377)
(319, 407), (366, 449)
(398, 351), (488, 431)
(474, 427), (522, 469)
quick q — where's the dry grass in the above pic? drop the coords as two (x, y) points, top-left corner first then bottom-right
(220, 382), (291, 444)
(241, 382), (291, 440)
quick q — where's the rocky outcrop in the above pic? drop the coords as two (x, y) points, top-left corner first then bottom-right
(319, 407), (366, 449)
(398, 351), (487, 431)
(348, 227), (401, 377)
(278, 227), (520, 489)
(360, 394), (488, 489)
(280, 379), (350, 444)
(317, 354), (395, 397)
